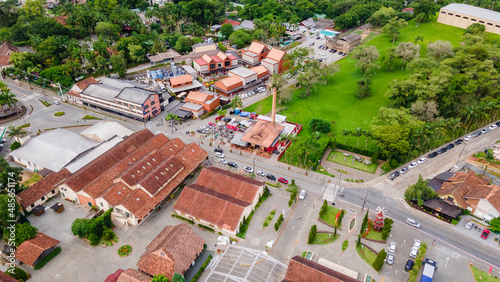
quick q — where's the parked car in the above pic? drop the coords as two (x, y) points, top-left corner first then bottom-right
(455, 139), (464, 145)
(481, 229), (490, 239)
(278, 177), (289, 184)
(445, 143), (455, 150)
(481, 128), (490, 134)
(464, 221), (473, 230)
(53, 100), (60, 105)
(0, 139), (5, 144)
(214, 148), (223, 153)
(388, 171), (400, 180)
(400, 167), (409, 174)
(256, 171), (265, 177)
(464, 135), (473, 141)
(405, 259), (415, 271)
(406, 218), (421, 228)
(388, 242), (396, 253)
(428, 152), (438, 158)
(413, 239), (421, 249)
(244, 166), (254, 173)
(417, 158), (427, 164)
(489, 124), (498, 130)
(386, 253), (395, 265)
(228, 162), (237, 168)
(409, 162), (418, 169)
(409, 247), (418, 259)
(266, 174), (276, 181)
(219, 159), (227, 165)
(472, 131), (482, 137)
(215, 152), (224, 158)
(436, 148), (447, 154)
(299, 190), (306, 200)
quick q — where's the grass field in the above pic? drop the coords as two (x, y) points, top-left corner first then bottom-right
(311, 233), (339, 245)
(319, 206), (341, 227)
(356, 244), (378, 267)
(363, 229), (385, 242)
(471, 265), (500, 282)
(327, 150), (378, 173)
(244, 19), (500, 142)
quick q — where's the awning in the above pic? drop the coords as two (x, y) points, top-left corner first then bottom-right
(230, 133), (248, 147)
(177, 92), (187, 98)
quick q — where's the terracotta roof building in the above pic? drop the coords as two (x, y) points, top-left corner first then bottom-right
(261, 48), (286, 74)
(59, 129), (207, 226)
(15, 233), (60, 267)
(64, 77), (99, 104)
(173, 167), (265, 236)
(184, 91), (220, 114)
(116, 268), (151, 282)
(326, 33), (362, 54)
(222, 19), (240, 26)
(193, 51), (239, 76)
(241, 41), (271, 66)
(147, 49), (181, 64)
(137, 223), (204, 278)
(0, 271), (19, 282)
(437, 171), (500, 221)
(17, 169), (71, 212)
(213, 66), (269, 96)
(167, 74), (203, 95)
(0, 42), (19, 68)
(284, 256), (358, 282)
(241, 120), (285, 148)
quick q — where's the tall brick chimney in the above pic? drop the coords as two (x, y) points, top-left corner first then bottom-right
(271, 88), (277, 123)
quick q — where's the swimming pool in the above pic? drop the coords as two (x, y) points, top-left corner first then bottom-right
(320, 30), (340, 37)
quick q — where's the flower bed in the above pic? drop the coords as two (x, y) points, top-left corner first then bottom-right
(118, 245), (132, 257)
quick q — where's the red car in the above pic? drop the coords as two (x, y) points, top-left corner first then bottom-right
(208, 122), (216, 126)
(481, 229), (490, 239)
(278, 177), (288, 184)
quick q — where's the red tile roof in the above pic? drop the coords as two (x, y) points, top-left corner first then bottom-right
(137, 223), (204, 277)
(186, 91), (213, 103)
(75, 77), (98, 92)
(266, 48), (285, 62)
(17, 169), (71, 209)
(437, 171), (489, 208)
(116, 268), (151, 282)
(284, 256), (358, 282)
(55, 15), (68, 26)
(0, 42), (18, 57)
(15, 233), (60, 267)
(247, 41), (267, 54)
(241, 120), (285, 147)
(170, 74), (193, 87)
(194, 58), (208, 66)
(0, 271), (19, 282)
(65, 90), (81, 98)
(227, 54), (237, 60)
(214, 76), (242, 89)
(465, 185), (500, 212)
(222, 19), (240, 26)
(105, 269), (124, 282)
(211, 55), (223, 63)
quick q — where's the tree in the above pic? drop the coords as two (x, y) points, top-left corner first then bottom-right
(427, 40), (453, 61)
(373, 249), (387, 271)
(371, 107), (423, 159)
(220, 23), (234, 39)
(95, 22), (120, 42)
(269, 73), (292, 104)
(368, 6), (395, 27)
(382, 17), (408, 43)
(404, 175), (438, 206)
(172, 273), (185, 282)
(319, 200), (328, 217)
(490, 217), (500, 233)
(351, 45), (380, 74)
(355, 77), (372, 99)
(128, 44), (145, 63)
(359, 209), (369, 236)
(478, 150), (496, 176)
(152, 274), (169, 282)
(309, 118), (330, 134)
(71, 218), (91, 238)
(102, 228), (114, 241)
(217, 109), (227, 117)
(297, 69), (320, 99)
(464, 23), (486, 35)
(229, 29), (253, 49)
(0, 157), (23, 195)
(10, 142), (21, 151)
(414, 0), (438, 22)
(410, 101), (439, 122)
(394, 42), (420, 70)
(88, 233), (99, 246)
(308, 224), (317, 244)
(0, 194), (20, 227)
(110, 53), (127, 78)
(381, 46), (397, 72)
(14, 223), (38, 246)
(103, 208), (113, 228)
(0, 82), (18, 114)
(318, 63), (339, 84)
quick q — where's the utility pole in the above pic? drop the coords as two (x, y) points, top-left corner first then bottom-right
(455, 142), (468, 168)
(361, 190), (369, 212)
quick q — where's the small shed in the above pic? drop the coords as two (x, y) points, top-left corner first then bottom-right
(50, 202), (64, 213)
(32, 205), (45, 216)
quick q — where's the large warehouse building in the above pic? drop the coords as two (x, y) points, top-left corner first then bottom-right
(437, 3), (500, 35)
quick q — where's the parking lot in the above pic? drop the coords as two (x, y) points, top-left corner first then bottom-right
(294, 35), (346, 65)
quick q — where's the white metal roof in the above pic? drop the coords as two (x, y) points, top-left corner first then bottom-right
(441, 3), (500, 23)
(230, 67), (256, 78)
(116, 87), (155, 105)
(9, 129), (100, 172)
(79, 121), (133, 142)
(64, 136), (123, 173)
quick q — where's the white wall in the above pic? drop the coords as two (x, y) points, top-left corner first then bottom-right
(475, 199), (500, 219)
(59, 184), (79, 203)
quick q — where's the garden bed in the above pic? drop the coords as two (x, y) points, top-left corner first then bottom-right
(318, 206), (341, 227)
(356, 243), (378, 268)
(470, 264), (500, 282)
(311, 232), (338, 245)
(118, 245), (132, 257)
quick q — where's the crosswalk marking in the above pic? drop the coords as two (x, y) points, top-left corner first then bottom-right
(18, 93), (43, 102)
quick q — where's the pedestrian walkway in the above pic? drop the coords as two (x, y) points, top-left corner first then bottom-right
(18, 93), (43, 102)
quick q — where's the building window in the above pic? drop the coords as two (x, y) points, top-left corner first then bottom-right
(100, 202), (103, 206)
(479, 21), (484, 23)
(496, 25), (500, 28)
(471, 18), (476, 21)
(455, 15), (460, 17)
(488, 23), (493, 26)
(31, 204), (35, 208)
(62, 193), (65, 198)
(463, 17), (468, 19)
(448, 13), (453, 15)
(441, 11), (445, 14)
(218, 63), (222, 68)
(210, 63), (215, 69)
(144, 104), (149, 110)
(225, 61), (230, 66)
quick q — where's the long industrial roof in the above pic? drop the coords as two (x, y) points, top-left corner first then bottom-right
(441, 3), (500, 23)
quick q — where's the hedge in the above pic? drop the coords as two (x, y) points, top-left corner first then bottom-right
(172, 214), (195, 224)
(190, 255), (213, 282)
(198, 224), (215, 232)
(34, 247), (61, 270)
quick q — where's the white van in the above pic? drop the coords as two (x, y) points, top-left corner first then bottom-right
(405, 218), (421, 228)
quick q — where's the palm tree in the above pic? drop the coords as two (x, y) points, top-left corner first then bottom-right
(341, 129), (351, 143)
(7, 126), (24, 139)
(287, 134), (299, 164)
(231, 96), (242, 109)
(478, 150), (495, 176)
(217, 109), (227, 117)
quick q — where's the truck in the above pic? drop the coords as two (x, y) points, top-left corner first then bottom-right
(420, 259), (437, 282)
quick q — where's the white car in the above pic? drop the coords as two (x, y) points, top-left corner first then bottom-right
(219, 159), (227, 165)
(417, 158), (427, 164)
(489, 124), (498, 130)
(299, 189), (306, 200)
(413, 239), (421, 249)
(244, 166), (254, 173)
(409, 162), (418, 169)
(388, 242), (396, 253)
(215, 152), (224, 158)
(386, 253), (395, 265)
(53, 100), (60, 105)
(464, 135), (473, 141)
(406, 218), (421, 228)
(256, 171), (265, 177)
(409, 247), (418, 259)
(464, 221), (473, 230)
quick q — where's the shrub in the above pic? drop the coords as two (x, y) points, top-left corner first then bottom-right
(288, 192), (297, 207)
(462, 209), (471, 215)
(309, 118), (331, 133)
(88, 234), (99, 245)
(381, 218), (394, 240)
(451, 219), (458, 225)
(373, 249), (386, 271)
(191, 255), (212, 282)
(10, 141), (21, 151)
(34, 246), (61, 269)
(6, 266), (28, 281)
(274, 222), (280, 231)
(54, 111), (65, 116)
(342, 239), (348, 251)
(102, 228), (114, 241)
(308, 225), (317, 244)
(319, 200), (328, 217)
(271, 210), (276, 215)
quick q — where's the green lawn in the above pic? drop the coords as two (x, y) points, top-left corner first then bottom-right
(319, 206), (340, 227)
(327, 150), (378, 174)
(356, 244), (378, 267)
(263, 210), (276, 229)
(311, 233), (338, 245)
(244, 19), (500, 144)
(363, 230), (385, 242)
(471, 265), (500, 282)
(23, 173), (41, 185)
